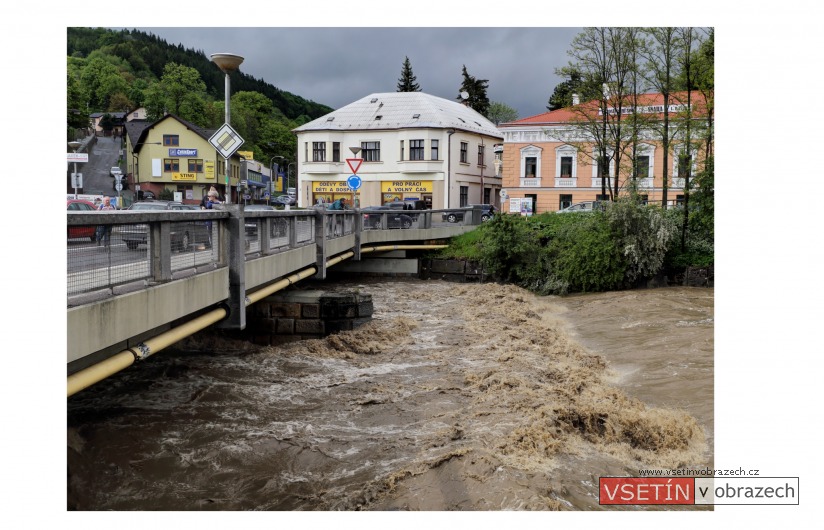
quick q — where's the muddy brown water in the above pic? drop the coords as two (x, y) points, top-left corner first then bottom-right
(67, 279), (713, 511)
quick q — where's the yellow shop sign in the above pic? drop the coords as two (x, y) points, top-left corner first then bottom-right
(172, 172), (198, 181)
(312, 181), (351, 193)
(205, 161), (215, 180)
(381, 180), (433, 193)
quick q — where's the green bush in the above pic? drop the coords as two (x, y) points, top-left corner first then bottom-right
(605, 199), (677, 285)
(433, 196), (706, 295)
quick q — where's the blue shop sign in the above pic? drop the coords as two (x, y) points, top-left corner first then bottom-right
(168, 148), (198, 157)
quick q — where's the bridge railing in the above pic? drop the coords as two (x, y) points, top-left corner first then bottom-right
(68, 205), (486, 305)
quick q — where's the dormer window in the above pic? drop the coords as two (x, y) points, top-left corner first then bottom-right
(412, 114), (420, 119)
(326, 116), (335, 122)
(374, 115), (382, 120)
(370, 98), (378, 103)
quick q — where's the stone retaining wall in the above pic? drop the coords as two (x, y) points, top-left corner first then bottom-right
(244, 290), (373, 346)
(419, 258), (490, 283)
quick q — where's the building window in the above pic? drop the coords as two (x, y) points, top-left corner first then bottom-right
(460, 142), (468, 163)
(595, 194), (610, 202)
(525, 157), (537, 178)
(410, 140), (425, 161)
(431, 139), (439, 160)
(676, 194), (685, 207)
(636, 155), (650, 179)
(560, 194), (572, 210)
(459, 186), (469, 207)
(188, 159), (203, 173)
(361, 141), (380, 162)
(332, 142), (340, 162)
(478, 145), (485, 166)
(312, 142), (326, 162)
(560, 157), (572, 177)
(400, 140), (404, 161)
(678, 154), (691, 179)
(163, 135), (179, 146)
(163, 158), (180, 172)
(483, 187), (490, 204)
(639, 194), (649, 205)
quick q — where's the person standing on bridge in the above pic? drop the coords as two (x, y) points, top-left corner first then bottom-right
(95, 197), (115, 247)
(202, 190), (221, 248)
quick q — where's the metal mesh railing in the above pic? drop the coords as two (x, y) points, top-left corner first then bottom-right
(68, 223), (152, 295)
(67, 217), (222, 297)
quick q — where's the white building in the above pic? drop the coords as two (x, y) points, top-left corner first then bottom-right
(293, 92), (503, 209)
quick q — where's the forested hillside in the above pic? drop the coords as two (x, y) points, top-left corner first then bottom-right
(67, 27), (333, 160)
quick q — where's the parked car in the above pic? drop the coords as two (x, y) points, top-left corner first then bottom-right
(557, 201), (604, 213)
(273, 195), (295, 206)
(121, 200), (211, 251)
(442, 204), (495, 223)
(244, 204), (274, 237)
(362, 206), (414, 229)
(67, 199), (98, 240)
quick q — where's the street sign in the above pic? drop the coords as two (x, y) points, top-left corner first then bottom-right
(115, 182), (123, 192)
(208, 123), (245, 159)
(67, 153), (88, 163)
(346, 158), (362, 174)
(72, 173), (83, 188)
(347, 175), (362, 190)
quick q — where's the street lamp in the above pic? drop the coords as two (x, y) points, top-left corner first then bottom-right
(272, 155), (286, 195)
(210, 52), (244, 204)
(68, 141), (81, 199)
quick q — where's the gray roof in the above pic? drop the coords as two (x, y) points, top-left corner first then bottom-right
(294, 92), (502, 138)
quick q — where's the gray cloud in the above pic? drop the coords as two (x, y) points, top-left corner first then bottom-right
(134, 27), (581, 120)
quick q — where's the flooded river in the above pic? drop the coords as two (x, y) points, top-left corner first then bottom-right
(67, 279), (713, 511)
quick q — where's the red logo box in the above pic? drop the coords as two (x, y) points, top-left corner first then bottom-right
(600, 477), (695, 505)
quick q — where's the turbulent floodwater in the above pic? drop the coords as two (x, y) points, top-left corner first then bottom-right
(67, 279), (713, 511)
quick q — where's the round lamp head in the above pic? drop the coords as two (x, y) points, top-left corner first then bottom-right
(210, 53), (245, 73)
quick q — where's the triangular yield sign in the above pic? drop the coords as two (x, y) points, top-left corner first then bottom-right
(346, 158), (363, 174)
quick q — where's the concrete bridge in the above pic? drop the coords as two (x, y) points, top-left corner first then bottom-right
(67, 205), (484, 396)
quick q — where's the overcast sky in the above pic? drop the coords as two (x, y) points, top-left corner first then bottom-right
(131, 27), (581, 120)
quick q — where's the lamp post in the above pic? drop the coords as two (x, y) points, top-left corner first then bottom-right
(272, 155), (286, 195)
(210, 52), (244, 204)
(287, 162), (295, 190)
(68, 141), (81, 199)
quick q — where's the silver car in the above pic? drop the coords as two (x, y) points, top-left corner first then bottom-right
(557, 201), (604, 213)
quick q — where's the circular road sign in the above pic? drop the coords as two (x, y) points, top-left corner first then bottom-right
(347, 175), (362, 190)
(115, 182), (123, 192)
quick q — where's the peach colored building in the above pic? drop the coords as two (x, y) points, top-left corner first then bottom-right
(497, 91), (711, 214)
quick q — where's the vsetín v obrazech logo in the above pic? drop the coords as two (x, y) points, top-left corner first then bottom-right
(599, 477), (799, 505)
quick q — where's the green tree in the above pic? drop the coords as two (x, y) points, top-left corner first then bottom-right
(80, 57), (128, 110)
(67, 72), (89, 135)
(546, 70), (600, 111)
(457, 65), (490, 116)
(639, 27), (682, 207)
(486, 101), (518, 125)
(157, 62), (208, 120)
(396, 56), (421, 92)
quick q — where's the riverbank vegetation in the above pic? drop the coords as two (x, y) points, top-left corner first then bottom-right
(435, 166), (713, 296)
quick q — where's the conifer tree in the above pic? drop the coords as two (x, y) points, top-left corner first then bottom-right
(396, 56), (421, 92)
(457, 65), (490, 116)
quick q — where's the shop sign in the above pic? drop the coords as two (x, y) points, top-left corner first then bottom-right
(381, 180), (433, 193)
(312, 181), (351, 193)
(172, 172), (197, 181)
(169, 148), (198, 156)
(205, 161), (215, 180)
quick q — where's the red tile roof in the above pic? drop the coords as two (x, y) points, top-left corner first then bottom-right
(501, 91), (709, 126)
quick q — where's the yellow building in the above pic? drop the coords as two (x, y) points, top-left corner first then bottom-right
(124, 114), (249, 204)
(498, 91), (712, 213)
